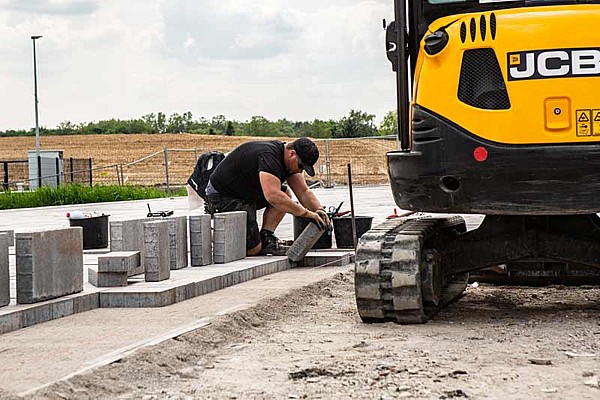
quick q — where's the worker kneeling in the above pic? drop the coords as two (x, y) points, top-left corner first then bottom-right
(204, 138), (330, 256)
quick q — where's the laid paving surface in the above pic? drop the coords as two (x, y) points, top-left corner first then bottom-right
(0, 185), (405, 395)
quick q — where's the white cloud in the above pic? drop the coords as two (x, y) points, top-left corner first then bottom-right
(0, 0), (100, 15)
(0, 0), (397, 131)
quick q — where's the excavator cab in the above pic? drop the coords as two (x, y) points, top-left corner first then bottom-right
(355, 0), (600, 324)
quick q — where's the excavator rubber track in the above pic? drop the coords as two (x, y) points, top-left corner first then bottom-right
(355, 216), (468, 324)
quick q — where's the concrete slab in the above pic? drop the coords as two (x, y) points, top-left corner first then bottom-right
(143, 220), (170, 282)
(88, 267), (128, 288)
(16, 228), (84, 304)
(98, 251), (141, 274)
(190, 214), (212, 266)
(0, 233), (9, 307)
(214, 211), (246, 264)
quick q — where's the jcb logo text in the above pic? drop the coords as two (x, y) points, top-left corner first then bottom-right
(507, 48), (600, 81)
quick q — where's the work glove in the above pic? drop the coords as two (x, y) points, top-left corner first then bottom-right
(316, 209), (331, 229)
(301, 209), (327, 230)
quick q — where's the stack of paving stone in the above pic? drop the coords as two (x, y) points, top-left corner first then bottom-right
(89, 251), (140, 287)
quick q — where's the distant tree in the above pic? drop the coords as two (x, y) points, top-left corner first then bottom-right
(210, 115), (227, 134)
(275, 118), (294, 137)
(157, 112), (167, 133)
(245, 116), (279, 137)
(225, 121), (235, 136)
(56, 121), (77, 135)
(336, 109), (377, 138)
(379, 110), (398, 136)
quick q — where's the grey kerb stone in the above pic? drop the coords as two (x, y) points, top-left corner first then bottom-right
(189, 214), (212, 266)
(213, 211), (246, 264)
(16, 228), (84, 304)
(143, 220), (170, 282)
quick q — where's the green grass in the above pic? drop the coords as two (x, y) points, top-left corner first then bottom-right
(0, 185), (187, 210)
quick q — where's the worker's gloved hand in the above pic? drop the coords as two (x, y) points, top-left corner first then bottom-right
(301, 209), (326, 230)
(316, 209), (331, 229)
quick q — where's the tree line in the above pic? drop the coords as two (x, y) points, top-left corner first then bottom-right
(0, 110), (398, 139)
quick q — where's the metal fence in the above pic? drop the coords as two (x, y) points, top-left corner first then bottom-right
(93, 136), (398, 190)
(1, 158), (93, 191)
(1, 136), (398, 191)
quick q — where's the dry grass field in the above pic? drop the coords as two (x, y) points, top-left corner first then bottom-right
(0, 134), (397, 187)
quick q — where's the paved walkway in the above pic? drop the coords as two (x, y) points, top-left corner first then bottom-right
(0, 185), (402, 395)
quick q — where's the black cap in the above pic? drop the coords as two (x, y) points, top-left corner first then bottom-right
(293, 138), (319, 177)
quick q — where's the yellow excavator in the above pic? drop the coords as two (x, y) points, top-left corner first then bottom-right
(355, 0), (600, 323)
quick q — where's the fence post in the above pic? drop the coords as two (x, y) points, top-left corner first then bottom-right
(37, 155), (42, 188)
(69, 157), (74, 183)
(325, 140), (332, 188)
(116, 165), (121, 185)
(3, 162), (8, 191)
(88, 158), (93, 187)
(164, 149), (171, 194)
(55, 157), (60, 187)
(120, 164), (124, 185)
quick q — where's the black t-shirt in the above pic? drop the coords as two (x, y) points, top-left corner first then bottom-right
(210, 141), (291, 203)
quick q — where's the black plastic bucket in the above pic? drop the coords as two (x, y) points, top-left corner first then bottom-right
(69, 214), (109, 249)
(293, 216), (332, 249)
(332, 216), (373, 249)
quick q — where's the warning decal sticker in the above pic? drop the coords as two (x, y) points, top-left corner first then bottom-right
(576, 110), (592, 136)
(593, 110), (600, 136)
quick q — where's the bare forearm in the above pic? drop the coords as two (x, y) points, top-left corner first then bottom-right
(266, 191), (308, 217)
(297, 190), (322, 212)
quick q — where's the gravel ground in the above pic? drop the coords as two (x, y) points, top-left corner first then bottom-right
(21, 267), (600, 400)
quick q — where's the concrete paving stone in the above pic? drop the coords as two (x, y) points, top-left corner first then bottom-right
(16, 228), (84, 304)
(97, 251), (141, 274)
(0, 311), (22, 334)
(0, 233), (9, 307)
(22, 303), (52, 328)
(0, 230), (14, 247)
(99, 293), (126, 308)
(150, 290), (174, 307)
(232, 271), (240, 285)
(189, 214), (212, 266)
(301, 257), (315, 268)
(88, 267), (128, 287)
(194, 280), (206, 296)
(51, 298), (74, 319)
(213, 211), (246, 264)
(73, 293), (99, 314)
(287, 222), (324, 262)
(165, 216), (188, 270)
(206, 277), (218, 294)
(110, 218), (149, 272)
(175, 285), (186, 303)
(143, 221), (171, 282)
(110, 218), (148, 251)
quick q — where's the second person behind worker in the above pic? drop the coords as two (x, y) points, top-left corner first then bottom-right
(204, 137), (330, 256)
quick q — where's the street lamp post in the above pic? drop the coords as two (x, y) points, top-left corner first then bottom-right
(31, 35), (42, 187)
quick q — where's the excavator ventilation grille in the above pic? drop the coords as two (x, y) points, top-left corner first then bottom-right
(458, 48), (511, 110)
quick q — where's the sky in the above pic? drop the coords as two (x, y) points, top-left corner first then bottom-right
(0, 0), (396, 131)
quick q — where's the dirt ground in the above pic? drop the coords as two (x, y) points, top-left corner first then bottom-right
(20, 267), (600, 400)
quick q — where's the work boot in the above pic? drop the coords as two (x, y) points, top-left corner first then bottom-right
(259, 230), (289, 256)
